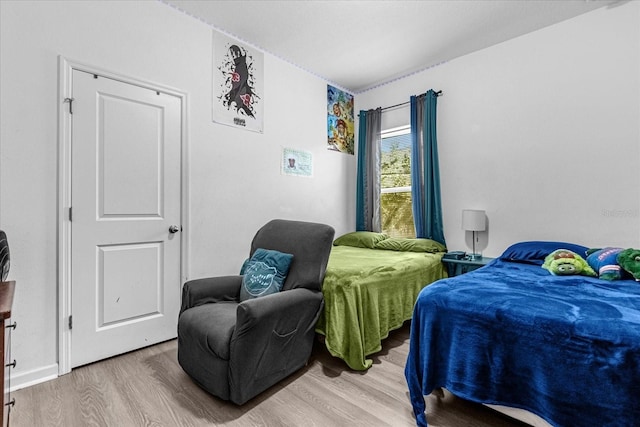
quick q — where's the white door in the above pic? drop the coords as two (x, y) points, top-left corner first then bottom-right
(70, 70), (182, 368)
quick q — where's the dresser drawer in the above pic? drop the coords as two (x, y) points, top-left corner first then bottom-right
(0, 281), (16, 427)
(2, 318), (9, 427)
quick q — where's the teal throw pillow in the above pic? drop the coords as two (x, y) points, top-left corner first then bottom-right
(239, 248), (293, 301)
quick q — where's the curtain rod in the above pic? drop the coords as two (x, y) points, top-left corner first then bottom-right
(358, 90), (442, 116)
(380, 90), (442, 112)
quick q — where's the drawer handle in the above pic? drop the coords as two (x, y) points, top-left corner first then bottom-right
(5, 321), (16, 330)
(5, 359), (16, 369)
(4, 397), (14, 407)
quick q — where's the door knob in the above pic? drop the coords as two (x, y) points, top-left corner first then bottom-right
(169, 225), (180, 234)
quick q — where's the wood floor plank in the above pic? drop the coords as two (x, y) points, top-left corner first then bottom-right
(10, 322), (531, 427)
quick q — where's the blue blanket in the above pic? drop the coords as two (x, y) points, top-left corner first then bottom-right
(405, 258), (640, 427)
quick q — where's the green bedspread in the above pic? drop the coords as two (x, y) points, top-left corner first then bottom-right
(315, 245), (446, 370)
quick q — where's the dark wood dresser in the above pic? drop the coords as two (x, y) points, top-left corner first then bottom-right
(0, 281), (15, 427)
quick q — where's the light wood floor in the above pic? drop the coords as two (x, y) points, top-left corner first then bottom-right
(10, 322), (531, 427)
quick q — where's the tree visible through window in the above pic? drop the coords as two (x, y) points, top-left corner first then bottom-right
(380, 126), (414, 238)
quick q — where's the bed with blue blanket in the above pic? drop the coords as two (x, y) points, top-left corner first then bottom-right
(404, 241), (640, 427)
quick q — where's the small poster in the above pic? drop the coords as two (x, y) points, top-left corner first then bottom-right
(327, 85), (354, 154)
(282, 148), (313, 177)
(213, 31), (264, 133)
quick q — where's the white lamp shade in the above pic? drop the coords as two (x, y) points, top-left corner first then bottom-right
(462, 209), (486, 231)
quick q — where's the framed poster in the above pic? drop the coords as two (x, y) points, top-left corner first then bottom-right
(213, 31), (264, 133)
(327, 85), (354, 154)
(281, 148), (313, 178)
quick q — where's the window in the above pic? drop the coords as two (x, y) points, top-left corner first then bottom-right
(380, 126), (414, 238)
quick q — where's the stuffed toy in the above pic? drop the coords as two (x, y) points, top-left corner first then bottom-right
(617, 248), (640, 281)
(586, 247), (624, 280)
(542, 249), (597, 277)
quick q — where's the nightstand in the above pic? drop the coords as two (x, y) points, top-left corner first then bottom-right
(442, 256), (494, 277)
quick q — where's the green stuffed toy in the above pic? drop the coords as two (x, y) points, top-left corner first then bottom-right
(542, 249), (597, 277)
(617, 248), (640, 281)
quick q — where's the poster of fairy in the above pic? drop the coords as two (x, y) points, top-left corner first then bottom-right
(327, 85), (354, 154)
(213, 31), (264, 133)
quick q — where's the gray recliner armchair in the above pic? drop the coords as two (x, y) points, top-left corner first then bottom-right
(177, 219), (335, 404)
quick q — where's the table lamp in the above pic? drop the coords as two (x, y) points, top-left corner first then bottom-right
(462, 209), (486, 260)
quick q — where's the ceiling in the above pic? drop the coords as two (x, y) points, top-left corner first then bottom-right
(164, 0), (619, 93)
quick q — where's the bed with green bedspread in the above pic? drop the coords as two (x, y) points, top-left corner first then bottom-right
(315, 232), (447, 371)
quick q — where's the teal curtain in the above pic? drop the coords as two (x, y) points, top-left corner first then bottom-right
(356, 108), (382, 231)
(410, 90), (446, 246)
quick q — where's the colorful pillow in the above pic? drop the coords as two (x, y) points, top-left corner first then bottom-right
(239, 248), (293, 301)
(333, 231), (388, 249)
(542, 249), (596, 277)
(500, 241), (589, 266)
(374, 237), (446, 253)
(586, 247), (624, 280)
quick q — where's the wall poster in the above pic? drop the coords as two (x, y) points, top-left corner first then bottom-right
(212, 31), (264, 133)
(281, 148), (313, 178)
(327, 85), (354, 154)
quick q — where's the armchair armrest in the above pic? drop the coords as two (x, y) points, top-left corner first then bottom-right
(228, 287), (324, 404)
(180, 275), (242, 315)
(233, 287), (323, 338)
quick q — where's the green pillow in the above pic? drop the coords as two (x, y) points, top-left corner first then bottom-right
(333, 231), (388, 249)
(239, 248), (293, 301)
(375, 237), (446, 253)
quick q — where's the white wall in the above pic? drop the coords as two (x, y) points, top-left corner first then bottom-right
(357, 2), (640, 257)
(0, 0), (354, 387)
(2, 0), (639, 390)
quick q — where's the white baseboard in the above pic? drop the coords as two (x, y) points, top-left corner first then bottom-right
(10, 363), (59, 392)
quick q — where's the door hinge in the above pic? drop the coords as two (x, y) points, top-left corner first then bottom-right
(68, 315), (73, 330)
(69, 207), (72, 222)
(64, 97), (74, 114)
